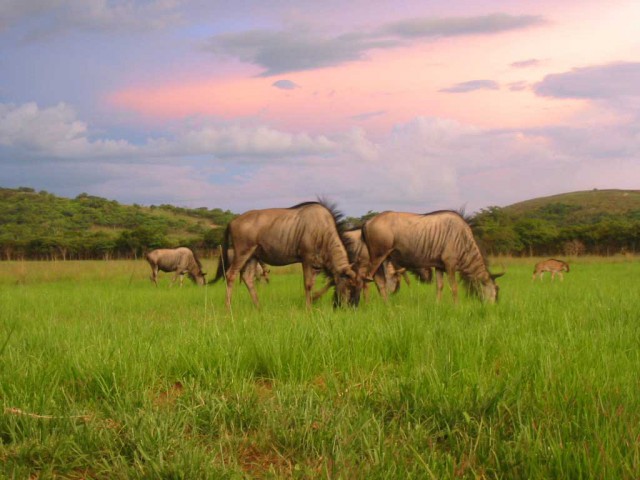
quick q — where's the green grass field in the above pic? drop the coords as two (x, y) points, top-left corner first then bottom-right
(1, 258), (639, 479)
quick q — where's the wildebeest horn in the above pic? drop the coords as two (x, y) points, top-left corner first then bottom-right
(490, 271), (505, 280)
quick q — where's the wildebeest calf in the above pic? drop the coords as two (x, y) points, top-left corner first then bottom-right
(146, 247), (206, 286)
(532, 259), (570, 281)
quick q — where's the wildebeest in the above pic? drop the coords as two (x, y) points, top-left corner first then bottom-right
(145, 247), (206, 286)
(311, 228), (406, 303)
(210, 201), (362, 308)
(363, 210), (503, 303)
(532, 258), (570, 281)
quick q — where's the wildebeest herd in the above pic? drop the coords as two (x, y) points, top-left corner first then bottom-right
(146, 200), (571, 307)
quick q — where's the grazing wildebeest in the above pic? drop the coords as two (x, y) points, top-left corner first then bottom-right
(532, 259), (570, 281)
(363, 210), (503, 303)
(311, 228), (406, 303)
(210, 201), (362, 308)
(146, 247), (206, 286)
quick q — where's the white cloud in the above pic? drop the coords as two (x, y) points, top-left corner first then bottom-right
(179, 125), (336, 158)
(0, 102), (337, 162)
(0, 102), (138, 158)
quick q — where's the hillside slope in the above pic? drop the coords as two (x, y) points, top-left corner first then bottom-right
(473, 189), (640, 256)
(0, 187), (235, 259)
(501, 189), (640, 223)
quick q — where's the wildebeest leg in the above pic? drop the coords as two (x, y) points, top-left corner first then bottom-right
(366, 249), (392, 281)
(302, 263), (319, 308)
(446, 267), (459, 303)
(558, 271), (564, 281)
(241, 262), (260, 307)
(150, 264), (159, 286)
(225, 246), (257, 308)
(551, 271), (556, 281)
(373, 266), (389, 301)
(363, 281), (370, 303)
(435, 269), (444, 302)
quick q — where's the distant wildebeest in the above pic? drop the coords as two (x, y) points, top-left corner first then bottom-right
(311, 228), (407, 303)
(532, 259), (570, 281)
(145, 247), (206, 286)
(210, 201), (362, 308)
(227, 248), (270, 284)
(363, 210), (504, 303)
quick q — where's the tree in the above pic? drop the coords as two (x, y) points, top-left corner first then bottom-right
(514, 218), (558, 256)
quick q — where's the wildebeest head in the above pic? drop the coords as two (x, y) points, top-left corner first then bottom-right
(332, 265), (363, 308)
(465, 271), (504, 303)
(189, 269), (207, 286)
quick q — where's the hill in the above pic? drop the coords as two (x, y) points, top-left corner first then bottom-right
(501, 189), (640, 224)
(0, 187), (235, 260)
(473, 189), (640, 256)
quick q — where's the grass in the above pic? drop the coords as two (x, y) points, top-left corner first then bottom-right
(1, 257), (639, 478)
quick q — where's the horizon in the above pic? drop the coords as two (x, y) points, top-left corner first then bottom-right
(3, 184), (637, 217)
(1, 1), (639, 216)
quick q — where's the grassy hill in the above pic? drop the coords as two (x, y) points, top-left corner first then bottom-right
(501, 189), (640, 224)
(473, 189), (640, 256)
(0, 187), (235, 260)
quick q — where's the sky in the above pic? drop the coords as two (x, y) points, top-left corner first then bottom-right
(1, 0), (639, 216)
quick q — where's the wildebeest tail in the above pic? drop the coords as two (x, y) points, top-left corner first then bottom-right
(211, 225), (231, 284)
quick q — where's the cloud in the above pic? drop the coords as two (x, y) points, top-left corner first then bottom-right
(0, 102), (138, 159)
(0, 0), (182, 39)
(350, 110), (387, 122)
(534, 62), (640, 100)
(440, 80), (500, 93)
(272, 79), (300, 90)
(510, 58), (541, 68)
(206, 28), (394, 77)
(177, 125), (335, 158)
(507, 81), (529, 91)
(380, 13), (545, 39)
(3, 100), (639, 215)
(205, 13), (546, 76)
(0, 101), (336, 163)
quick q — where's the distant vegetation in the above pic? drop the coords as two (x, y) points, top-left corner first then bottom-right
(0, 187), (235, 260)
(1, 187), (639, 260)
(472, 189), (640, 256)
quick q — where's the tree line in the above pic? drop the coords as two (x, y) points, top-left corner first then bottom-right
(0, 188), (232, 260)
(1, 188), (639, 260)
